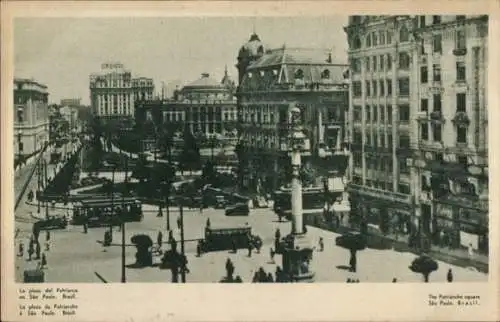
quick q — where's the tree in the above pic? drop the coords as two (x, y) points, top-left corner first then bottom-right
(409, 255), (438, 282)
(158, 128), (174, 162)
(179, 128), (201, 172)
(131, 153), (150, 184)
(201, 160), (217, 186)
(335, 233), (367, 273)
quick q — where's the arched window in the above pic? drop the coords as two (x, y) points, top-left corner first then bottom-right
(398, 52), (410, 69)
(294, 69), (304, 79)
(321, 69), (330, 79)
(366, 34), (372, 47)
(379, 31), (386, 45)
(352, 35), (362, 49)
(399, 26), (409, 42)
(372, 32), (378, 46)
(258, 45), (264, 54)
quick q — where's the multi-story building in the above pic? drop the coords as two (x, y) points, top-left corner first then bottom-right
(235, 33), (350, 192)
(14, 78), (50, 158)
(136, 71), (238, 138)
(89, 62), (154, 120)
(345, 15), (488, 253)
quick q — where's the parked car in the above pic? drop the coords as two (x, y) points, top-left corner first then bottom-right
(225, 203), (250, 216)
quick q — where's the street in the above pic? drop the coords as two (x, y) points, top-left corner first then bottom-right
(15, 202), (487, 283)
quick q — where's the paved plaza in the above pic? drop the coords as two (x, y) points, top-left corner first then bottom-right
(15, 202), (487, 283)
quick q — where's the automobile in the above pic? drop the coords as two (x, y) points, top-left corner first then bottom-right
(225, 203), (250, 216)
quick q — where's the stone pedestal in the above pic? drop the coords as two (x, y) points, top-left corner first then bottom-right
(281, 233), (315, 282)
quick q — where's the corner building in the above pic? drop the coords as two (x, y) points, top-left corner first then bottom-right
(236, 33), (349, 193)
(345, 15), (488, 253)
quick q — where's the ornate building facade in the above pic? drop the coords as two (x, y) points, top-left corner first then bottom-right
(136, 71), (238, 138)
(14, 78), (50, 158)
(345, 15), (488, 253)
(235, 33), (350, 193)
(89, 62), (154, 120)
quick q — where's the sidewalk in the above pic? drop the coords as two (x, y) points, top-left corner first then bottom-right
(312, 220), (489, 273)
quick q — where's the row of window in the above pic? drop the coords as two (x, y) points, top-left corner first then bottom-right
(353, 78), (410, 98)
(420, 62), (466, 84)
(420, 122), (468, 144)
(351, 52), (412, 74)
(99, 108), (132, 115)
(351, 25), (409, 50)
(351, 175), (411, 195)
(420, 92), (466, 113)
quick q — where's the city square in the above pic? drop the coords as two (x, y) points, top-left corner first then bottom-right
(13, 15), (489, 284)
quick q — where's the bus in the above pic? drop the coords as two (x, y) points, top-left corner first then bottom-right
(72, 197), (143, 226)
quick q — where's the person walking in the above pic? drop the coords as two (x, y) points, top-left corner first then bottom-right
(468, 243), (474, 260)
(318, 237), (324, 252)
(252, 271), (259, 283)
(45, 230), (51, 242)
(234, 275), (243, 283)
(247, 241), (253, 258)
(157, 231), (163, 251)
(40, 253), (47, 269)
(206, 218), (211, 229)
(225, 258), (234, 280)
(177, 216), (181, 230)
(275, 266), (282, 283)
(45, 239), (50, 252)
(447, 269), (453, 283)
(83, 223), (88, 234)
(392, 278), (397, 283)
(231, 238), (237, 254)
(196, 240), (202, 257)
(28, 240), (34, 261)
(267, 272), (274, 283)
(35, 241), (41, 260)
(18, 242), (24, 257)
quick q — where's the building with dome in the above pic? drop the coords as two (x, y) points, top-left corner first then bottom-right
(235, 32), (350, 193)
(135, 71), (238, 138)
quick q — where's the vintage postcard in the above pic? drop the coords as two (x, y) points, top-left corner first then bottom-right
(1, 1), (499, 321)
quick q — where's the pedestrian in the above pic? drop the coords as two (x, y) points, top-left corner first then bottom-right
(35, 241), (41, 260)
(468, 243), (474, 260)
(447, 269), (453, 283)
(206, 218), (211, 229)
(258, 267), (266, 282)
(270, 247), (275, 263)
(40, 253), (47, 269)
(267, 272), (274, 283)
(199, 201), (203, 214)
(157, 231), (163, 250)
(18, 242), (24, 257)
(252, 271), (259, 283)
(247, 242), (253, 258)
(45, 240), (50, 252)
(83, 223), (88, 234)
(51, 200), (56, 209)
(392, 278), (397, 283)
(168, 230), (174, 243)
(346, 278), (352, 283)
(46, 230), (51, 242)
(177, 216), (181, 229)
(196, 240), (202, 257)
(275, 266), (282, 282)
(231, 238), (237, 254)
(234, 275), (243, 283)
(319, 237), (324, 252)
(225, 258), (234, 279)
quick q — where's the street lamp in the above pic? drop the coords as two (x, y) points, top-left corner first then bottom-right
(281, 103), (315, 283)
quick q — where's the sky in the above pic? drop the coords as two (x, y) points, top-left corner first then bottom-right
(14, 17), (348, 105)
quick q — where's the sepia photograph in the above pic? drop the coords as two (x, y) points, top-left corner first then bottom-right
(11, 14), (490, 284)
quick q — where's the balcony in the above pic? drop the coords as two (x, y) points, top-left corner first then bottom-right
(453, 48), (467, 56)
(452, 111), (470, 127)
(347, 183), (412, 204)
(430, 110), (444, 123)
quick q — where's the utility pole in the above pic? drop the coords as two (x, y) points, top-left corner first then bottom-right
(110, 167), (115, 235)
(180, 203), (186, 283)
(37, 158), (41, 214)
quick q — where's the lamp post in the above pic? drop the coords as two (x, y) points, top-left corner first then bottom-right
(281, 103), (315, 282)
(180, 203), (186, 283)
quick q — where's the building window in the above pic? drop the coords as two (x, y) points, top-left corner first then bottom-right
(380, 105), (385, 122)
(398, 52), (410, 69)
(435, 152), (444, 163)
(372, 56), (377, 71)
(457, 126), (467, 143)
(398, 78), (410, 96)
(457, 93), (467, 112)
(456, 29), (466, 49)
(419, 15), (426, 28)
(365, 105), (371, 122)
(17, 109), (24, 122)
(379, 54), (385, 70)
(379, 80), (385, 96)
(351, 58), (360, 73)
(380, 31), (386, 45)
(294, 69), (304, 79)
(433, 34), (442, 53)
(399, 26), (409, 42)
(421, 98), (428, 112)
(353, 81), (362, 97)
(372, 81), (378, 96)
(373, 105), (378, 122)
(353, 152), (362, 167)
(421, 123), (429, 141)
(388, 133), (393, 147)
(399, 134), (410, 148)
(365, 81), (371, 97)
(387, 105), (392, 123)
(456, 62), (466, 81)
(398, 184), (410, 194)
(366, 34), (372, 47)
(387, 54), (392, 70)
(432, 15), (441, 25)
(373, 32), (378, 46)
(399, 158), (410, 174)
(387, 79), (392, 96)
(433, 64), (441, 82)
(352, 35), (361, 49)
(399, 105), (410, 122)
(387, 31), (392, 44)
(353, 106), (362, 121)
(365, 57), (371, 71)
(420, 66), (428, 83)
(433, 124), (442, 141)
(433, 94), (442, 112)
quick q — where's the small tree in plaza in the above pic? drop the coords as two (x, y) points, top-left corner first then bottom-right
(409, 255), (438, 283)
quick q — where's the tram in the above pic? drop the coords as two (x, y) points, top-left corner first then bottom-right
(72, 196), (143, 226)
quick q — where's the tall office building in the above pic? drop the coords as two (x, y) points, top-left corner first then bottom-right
(89, 62), (154, 119)
(344, 15), (488, 253)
